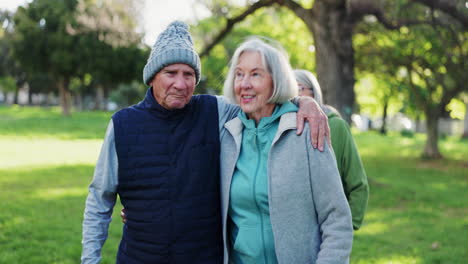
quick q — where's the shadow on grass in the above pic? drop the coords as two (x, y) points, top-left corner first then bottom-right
(351, 155), (468, 263)
(0, 105), (112, 139)
(352, 204), (468, 264)
(1, 160), (466, 263)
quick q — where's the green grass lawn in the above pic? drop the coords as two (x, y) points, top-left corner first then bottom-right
(0, 105), (467, 263)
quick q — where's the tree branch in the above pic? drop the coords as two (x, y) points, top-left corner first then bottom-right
(405, 62), (429, 112)
(275, 0), (311, 20)
(349, 0), (426, 29)
(413, 0), (468, 29)
(199, 0), (275, 58)
(350, 0), (468, 30)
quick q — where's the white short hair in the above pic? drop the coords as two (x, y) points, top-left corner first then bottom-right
(223, 37), (298, 104)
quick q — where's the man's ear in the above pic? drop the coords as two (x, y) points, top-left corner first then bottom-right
(149, 74), (157, 87)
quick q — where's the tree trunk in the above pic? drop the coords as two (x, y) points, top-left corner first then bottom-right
(28, 86), (33, 105)
(415, 114), (421, 133)
(463, 100), (468, 138)
(13, 83), (19, 105)
(58, 77), (72, 116)
(422, 110), (442, 159)
(304, 2), (355, 124)
(94, 85), (104, 110)
(75, 92), (83, 111)
(103, 85), (109, 111)
(380, 99), (388, 134)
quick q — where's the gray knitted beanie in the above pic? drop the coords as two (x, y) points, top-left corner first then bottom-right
(143, 21), (201, 85)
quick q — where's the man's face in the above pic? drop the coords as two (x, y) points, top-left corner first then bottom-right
(150, 64), (196, 110)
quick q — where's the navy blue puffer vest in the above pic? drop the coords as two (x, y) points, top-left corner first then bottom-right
(112, 88), (222, 264)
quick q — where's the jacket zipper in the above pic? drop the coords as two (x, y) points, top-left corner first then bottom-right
(252, 129), (268, 264)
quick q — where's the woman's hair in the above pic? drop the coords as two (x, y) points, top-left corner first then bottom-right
(223, 37), (298, 104)
(293, 69), (323, 106)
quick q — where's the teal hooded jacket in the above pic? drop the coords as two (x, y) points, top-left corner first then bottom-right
(228, 102), (297, 264)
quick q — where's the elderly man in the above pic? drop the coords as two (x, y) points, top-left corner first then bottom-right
(81, 21), (328, 264)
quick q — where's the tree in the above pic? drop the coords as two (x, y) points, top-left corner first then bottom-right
(355, 5), (467, 158)
(0, 10), (28, 104)
(409, 20), (465, 158)
(194, 0), (467, 159)
(71, 0), (145, 109)
(11, 0), (81, 115)
(192, 3), (314, 94)
(196, 0), (468, 124)
(463, 96), (468, 139)
(10, 0), (145, 115)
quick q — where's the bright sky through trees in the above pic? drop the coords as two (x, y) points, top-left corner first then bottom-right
(0, 0), (210, 45)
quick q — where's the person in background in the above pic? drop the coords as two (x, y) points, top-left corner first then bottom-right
(81, 21), (329, 264)
(220, 37), (353, 264)
(294, 69), (369, 230)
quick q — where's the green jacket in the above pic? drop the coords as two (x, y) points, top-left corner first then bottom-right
(328, 112), (369, 230)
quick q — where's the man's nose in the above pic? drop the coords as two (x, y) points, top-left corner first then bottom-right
(173, 75), (187, 89)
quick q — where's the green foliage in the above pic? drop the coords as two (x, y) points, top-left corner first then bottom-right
(0, 76), (16, 92)
(0, 9), (27, 91)
(1, 106), (467, 263)
(8, 0), (146, 113)
(400, 128), (414, 138)
(354, 2), (467, 158)
(193, 4), (314, 94)
(12, 0), (80, 76)
(446, 98), (466, 120)
(67, 0), (148, 102)
(355, 4), (467, 118)
(109, 81), (147, 109)
(27, 71), (56, 95)
(354, 74), (406, 117)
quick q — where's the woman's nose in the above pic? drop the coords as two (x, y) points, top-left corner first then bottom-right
(240, 76), (251, 89)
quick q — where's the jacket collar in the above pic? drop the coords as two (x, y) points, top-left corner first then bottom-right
(272, 112), (297, 144)
(224, 111), (298, 145)
(277, 112), (297, 132)
(224, 117), (243, 142)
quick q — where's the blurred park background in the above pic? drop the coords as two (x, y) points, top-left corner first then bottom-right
(0, 0), (467, 263)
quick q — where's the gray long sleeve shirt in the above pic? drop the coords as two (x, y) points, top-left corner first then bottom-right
(81, 96), (240, 264)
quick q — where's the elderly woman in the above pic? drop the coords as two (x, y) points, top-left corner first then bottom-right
(220, 37), (353, 264)
(294, 69), (369, 230)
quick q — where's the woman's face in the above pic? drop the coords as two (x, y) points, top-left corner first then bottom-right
(234, 51), (275, 123)
(297, 82), (314, 97)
